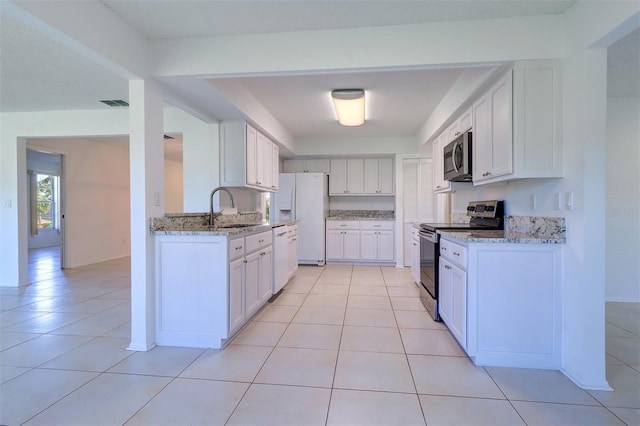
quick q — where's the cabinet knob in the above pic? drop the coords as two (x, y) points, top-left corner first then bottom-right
(442, 247), (447, 251)
(453, 252), (460, 256)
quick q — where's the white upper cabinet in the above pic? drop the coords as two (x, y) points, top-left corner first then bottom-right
(330, 158), (364, 195)
(446, 107), (473, 143)
(283, 158), (330, 173)
(432, 133), (451, 192)
(473, 71), (514, 183)
(220, 121), (279, 192)
(473, 60), (563, 185)
(364, 158), (394, 195)
(330, 157), (393, 196)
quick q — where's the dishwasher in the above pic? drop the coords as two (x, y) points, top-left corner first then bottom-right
(272, 224), (289, 295)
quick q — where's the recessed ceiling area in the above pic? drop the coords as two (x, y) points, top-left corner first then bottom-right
(209, 67), (469, 139)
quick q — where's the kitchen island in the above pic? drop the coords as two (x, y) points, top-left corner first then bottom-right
(151, 212), (297, 349)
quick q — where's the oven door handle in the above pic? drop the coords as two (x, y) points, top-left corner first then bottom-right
(419, 230), (438, 243)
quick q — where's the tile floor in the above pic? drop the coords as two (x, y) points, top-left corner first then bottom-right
(0, 247), (638, 425)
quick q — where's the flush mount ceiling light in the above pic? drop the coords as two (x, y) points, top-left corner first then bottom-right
(331, 89), (365, 126)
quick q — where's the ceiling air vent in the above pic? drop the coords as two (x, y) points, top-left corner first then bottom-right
(100, 99), (129, 107)
(163, 135), (175, 140)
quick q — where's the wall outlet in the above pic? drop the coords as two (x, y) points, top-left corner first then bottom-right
(2, 199), (11, 208)
(530, 194), (537, 210)
(153, 191), (162, 207)
(554, 193), (562, 210)
(565, 192), (574, 210)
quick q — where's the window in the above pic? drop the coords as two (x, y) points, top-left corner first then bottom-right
(30, 172), (60, 234)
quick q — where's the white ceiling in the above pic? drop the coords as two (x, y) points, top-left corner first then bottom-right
(1, 0), (637, 146)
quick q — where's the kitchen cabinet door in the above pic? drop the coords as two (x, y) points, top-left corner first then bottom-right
(258, 246), (273, 304)
(329, 159), (348, 195)
(433, 134), (451, 192)
(228, 257), (246, 334)
(439, 259), (453, 327)
(244, 251), (261, 316)
(343, 230), (361, 260)
(449, 262), (467, 349)
(283, 159), (306, 173)
(256, 133), (268, 188)
(346, 159), (364, 194)
(326, 230), (344, 260)
(364, 158), (394, 194)
(271, 141), (279, 191)
(359, 230), (378, 260)
(305, 159), (330, 173)
(377, 230), (395, 262)
(245, 124), (259, 186)
(473, 71), (513, 183)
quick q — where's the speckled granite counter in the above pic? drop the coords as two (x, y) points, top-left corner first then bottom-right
(327, 209), (395, 221)
(438, 216), (566, 244)
(150, 212), (297, 236)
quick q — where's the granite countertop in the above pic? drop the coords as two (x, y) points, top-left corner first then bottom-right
(326, 216), (395, 221)
(153, 221), (297, 237)
(327, 209), (395, 221)
(438, 229), (566, 244)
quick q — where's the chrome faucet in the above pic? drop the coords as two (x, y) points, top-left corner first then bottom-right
(209, 187), (235, 227)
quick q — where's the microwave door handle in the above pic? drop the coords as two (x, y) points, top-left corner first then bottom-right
(452, 141), (460, 172)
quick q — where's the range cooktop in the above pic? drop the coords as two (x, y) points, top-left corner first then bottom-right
(420, 200), (505, 232)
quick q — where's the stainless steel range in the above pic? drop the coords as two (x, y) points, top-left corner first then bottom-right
(418, 200), (504, 320)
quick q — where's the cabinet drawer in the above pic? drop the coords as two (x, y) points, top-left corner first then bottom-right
(229, 237), (245, 261)
(246, 231), (272, 253)
(326, 220), (360, 230)
(440, 239), (467, 267)
(287, 224), (299, 236)
(360, 221), (394, 231)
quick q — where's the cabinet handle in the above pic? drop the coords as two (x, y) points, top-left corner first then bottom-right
(243, 260), (247, 263)
(235, 246), (243, 250)
(340, 224), (347, 227)
(445, 265), (451, 270)
(258, 239), (264, 243)
(436, 185), (441, 189)
(260, 252), (266, 256)
(413, 243), (417, 246)
(442, 247), (447, 251)
(453, 252), (460, 256)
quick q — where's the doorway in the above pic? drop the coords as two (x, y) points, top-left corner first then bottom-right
(27, 149), (65, 283)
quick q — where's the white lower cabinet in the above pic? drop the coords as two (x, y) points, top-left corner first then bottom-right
(326, 229), (360, 261)
(326, 220), (395, 264)
(155, 230), (273, 349)
(228, 256), (246, 334)
(439, 257), (467, 349)
(360, 221), (395, 262)
(439, 235), (562, 369)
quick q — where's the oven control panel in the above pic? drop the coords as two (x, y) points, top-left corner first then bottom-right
(466, 200), (504, 218)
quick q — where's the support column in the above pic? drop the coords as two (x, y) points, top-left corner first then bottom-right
(128, 79), (164, 351)
(0, 133), (28, 287)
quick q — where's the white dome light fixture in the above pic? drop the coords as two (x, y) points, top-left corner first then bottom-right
(331, 89), (365, 126)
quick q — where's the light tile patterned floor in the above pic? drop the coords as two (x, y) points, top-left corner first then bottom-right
(0, 247), (638, 425)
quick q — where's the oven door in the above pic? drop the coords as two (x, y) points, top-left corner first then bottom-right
(418, 228), (439, 320)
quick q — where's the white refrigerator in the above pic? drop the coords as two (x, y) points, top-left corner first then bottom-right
(272, 173), (328, 266)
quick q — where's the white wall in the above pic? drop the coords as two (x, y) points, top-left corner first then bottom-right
(28, 138), (131, 268)
(164, 158), (184, 213)
(606, 96), (640, 302)
(329, 196), (394, 211)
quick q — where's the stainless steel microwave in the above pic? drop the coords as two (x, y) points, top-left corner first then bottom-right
(443, 131), (472, 182)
